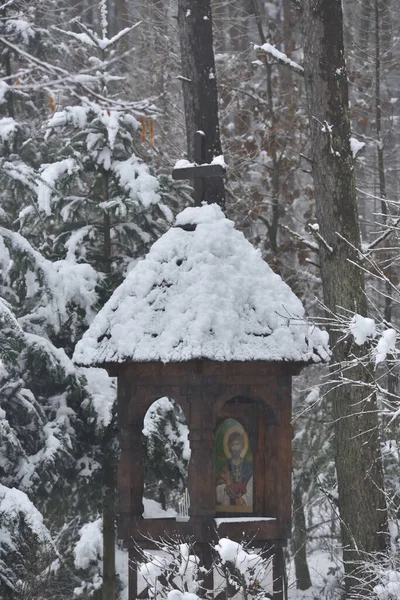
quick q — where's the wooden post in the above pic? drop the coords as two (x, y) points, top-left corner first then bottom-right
(176, 0), (225, 208)
(172, 131), (226, 207)
(198, 544), (214, 597)
(128, 548), (140, 600)
(273, 544), (285, 600)
(188, 428), (215, 517)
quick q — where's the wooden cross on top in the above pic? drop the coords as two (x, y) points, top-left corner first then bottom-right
(172, 131), (226, 207)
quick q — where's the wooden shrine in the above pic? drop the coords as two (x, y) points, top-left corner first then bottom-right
(73, 139), (329, 599)
(112, 360), (302, 599)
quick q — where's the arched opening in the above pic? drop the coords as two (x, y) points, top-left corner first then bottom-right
(142, 397), (190, 519)
(215, 418), (254, 513)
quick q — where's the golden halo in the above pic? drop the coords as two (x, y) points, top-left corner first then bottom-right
(223, 424), (249, 459)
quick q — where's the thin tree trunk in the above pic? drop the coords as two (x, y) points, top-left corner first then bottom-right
(103, 170), (111, 276)
(292, 484), (312, 590)
(177, 0), (225, 208)
(252, 0), (280, 255)
(374, 0), (396, 396)
(300, 1), (388, 595)
(103, 456), (116, 600)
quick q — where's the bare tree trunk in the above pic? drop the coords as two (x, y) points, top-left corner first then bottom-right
(177, 0), (225, 208)
(300, 1), (388, 595)
(103, 456), (116, 600)
(292, 483), (312, 590)
(374, 0), (396, 397)
(252, 0), (280, 256)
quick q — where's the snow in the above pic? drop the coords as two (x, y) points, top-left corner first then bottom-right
(140, 544), (200, 599)
(0, 117), (18, 143)
(374, 571), (400, 599)
(48, 106), (89, 130)
(0, 226), (100, 335)
(61, 30), (96, 47)
(0, 81), (9, 105)
(215, 538), (272, 588)
(37, 159), (78, 216)
(143, 498), (177, 519)
(74, 204), (330, 366)
(174, 157), (226, 170)
(211, 155), (227, 168)
(6, 18), (36, 44)
(100, 0), (108, 39)
(112, 156), (160, 207)
(174, 159), (194, 169)
(74, 518), (102, 570)
(375, 329), (397, 365)
(350, 137), (366, 157)
(349, 314), (376, 345)
(79, 367), (116, 427)
(215, 517), (276, 525)
(254, 43), (304, 74)
(73, 517), (128, 598)
(0, 484), (53, 544)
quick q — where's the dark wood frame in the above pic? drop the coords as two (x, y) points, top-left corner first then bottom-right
(107, 359), (304, 599)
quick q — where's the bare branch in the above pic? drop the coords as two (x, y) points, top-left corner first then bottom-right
(280, 224), (319, 251)
(254, 43), (304, 77)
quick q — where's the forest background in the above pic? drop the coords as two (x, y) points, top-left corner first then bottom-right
(0, 0), (399, 599)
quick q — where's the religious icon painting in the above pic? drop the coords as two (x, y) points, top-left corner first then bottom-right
(215, 418), (254, 513)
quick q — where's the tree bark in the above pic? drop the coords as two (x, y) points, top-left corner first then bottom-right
(292, 484), (312, 590)
(103, 455), (117, 600)
(177, 0), (225, 208)
(300, 1), (388, 595)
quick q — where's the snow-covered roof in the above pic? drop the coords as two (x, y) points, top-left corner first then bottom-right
(73, 204), (330, 366)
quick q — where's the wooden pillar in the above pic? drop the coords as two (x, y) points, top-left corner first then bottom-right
(277, 375), (293, 537)
(188, 428), (215, 516)
(128, 547), (142, 600)
(188, 394), (215, 518)
(130, 419), (145, 516)
(197, 544), (214, 597)
(273, 544), (286, 600)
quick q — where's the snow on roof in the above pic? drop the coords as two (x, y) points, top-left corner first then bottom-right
(73, 204), (330, 366)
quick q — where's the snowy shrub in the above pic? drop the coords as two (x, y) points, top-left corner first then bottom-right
(137, 537), (273, 600)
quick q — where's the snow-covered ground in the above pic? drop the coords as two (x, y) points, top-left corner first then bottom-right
(287, 549), (342, 599)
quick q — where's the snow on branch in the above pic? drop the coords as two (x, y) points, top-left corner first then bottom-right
(307, 223), (334, 254)
(62, 19), (141, 51)
(361, 217), (400, 255)
(254, 43), (304, 76)
(280, 224), (319, 252)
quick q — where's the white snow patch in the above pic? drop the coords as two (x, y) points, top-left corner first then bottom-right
(74, 518), (103, 570)
(0, 117), (18, 143)
(215, 538), (272, 590)
(174, 159), (194, 169)
(79, 367), (116, 427)
(112, 156), (160, 207)
(349, 314), (376, 345)
(254, 42), (304, 74)
(0, 484), (53, 544)
(350, 137), (366, 157)
(143, 498), (177, 519)
(0, 81), (9, 105)
(37, 159), (78, 216)
(215, 517), (276, 525)
(211, 155), (227, 168)
(375, 329), (397, 365)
